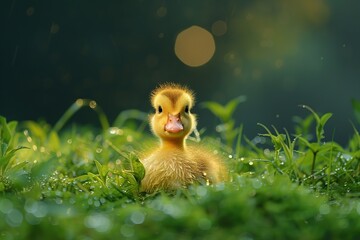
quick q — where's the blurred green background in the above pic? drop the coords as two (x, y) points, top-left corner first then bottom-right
(1, 0), (359, 144)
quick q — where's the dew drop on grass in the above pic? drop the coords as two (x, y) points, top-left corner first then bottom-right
(121, 224), (135, 237)
(24, 200), (48, 218)
(130, 211), (145, 225)
(76, 99), (84, 106)
(196, 186), (208, 197)
(94, 200), (101, 208)
(206, 179), (210, 186)
(6, 209), (23, 227)
(89, 101), (97, 109)
(249, 161), (254, 166)
(25, 212), (42, 225)
(251, 179), (262, 189)
(109, 128), (116, 134)
(85, 213), (111, 233)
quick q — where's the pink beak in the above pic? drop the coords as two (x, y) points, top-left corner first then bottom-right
(165, 113), (183, 133)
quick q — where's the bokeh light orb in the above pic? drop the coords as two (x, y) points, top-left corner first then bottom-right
(211, 20), (227, 36)
(174, 25), (216, 67)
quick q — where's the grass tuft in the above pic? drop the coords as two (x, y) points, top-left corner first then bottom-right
(0, 99), (360, 239)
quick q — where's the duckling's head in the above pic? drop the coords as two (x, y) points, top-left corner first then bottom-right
(150, 83), (197, 144)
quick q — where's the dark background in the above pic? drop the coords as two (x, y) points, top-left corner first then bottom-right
(1, 0), (359, 144)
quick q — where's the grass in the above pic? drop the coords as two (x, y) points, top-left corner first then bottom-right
(1, 98), (360, 239)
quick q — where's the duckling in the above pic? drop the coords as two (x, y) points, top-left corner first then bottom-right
(140, 83), (227, 193)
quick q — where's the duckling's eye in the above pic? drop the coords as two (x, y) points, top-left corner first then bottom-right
(184, 105), (189, 113)
(157, 106), (163, 113)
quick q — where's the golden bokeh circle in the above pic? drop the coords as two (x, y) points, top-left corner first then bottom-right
(174, 25), (216, 67)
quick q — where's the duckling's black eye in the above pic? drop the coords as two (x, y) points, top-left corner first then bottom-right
(184, 105), (189, 113)
(157, 106), (162, 113)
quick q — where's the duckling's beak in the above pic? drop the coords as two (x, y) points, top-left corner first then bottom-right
(165, 113), (183, 133)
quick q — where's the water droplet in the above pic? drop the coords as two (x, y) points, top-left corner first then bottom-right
(76, 99), (84, 106)
(249, 161), (254, 166)
(109, 127), (118, 135)
(120, 224), (134, 237)
(94, 200), (101, 208)
(6, 209), (23, 227)
(252, 179), (262, 189)
(130, 211), (145, 225)
(89, 101), (97, 109)
(206, 179), (210, 186)
(196, 186), (207, 197)
(85, 214), (111, 232)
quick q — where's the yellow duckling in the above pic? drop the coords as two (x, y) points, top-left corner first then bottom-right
(140, 83), (227, 193)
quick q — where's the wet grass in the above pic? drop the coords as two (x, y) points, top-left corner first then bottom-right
(1, 98), (360, 239)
